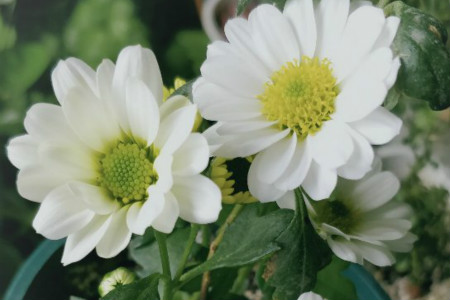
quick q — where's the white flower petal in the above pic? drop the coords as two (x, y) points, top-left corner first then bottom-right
(385, 57), (401, 89)
(51, 58), (97, 104)
(151, 192), (180, 234)
(173, 133), (209, 176)
(96, 59), (115, 101)
(327, 237), (359, 264)
(62, 215), (112, 265)
(351, 171), (400, 212)
(213, 128), (290, 158)
(159, 95), (191, 121)
(298, 291), (325, 300)
(354, 219), (411, 241)
(216, 118), (276, 135)
(200, 54), (265, 98)
(284, 0), (317, 57)
(252, 134), (297, 184)
(248, 153), (287, 202)
(333, 72), (387, 123)
(248, 4), (300, 71)
(309, 120), (354, 169)
(96, 207), (132, 258)
(127, 185), (165, 235)
(302, 161), (337, 201)
(276, 190), (296, 210)
(274, 140), (312, 190)
(330, 6), (386, 81)
(17, 165), (71, 202)
(6, 135), (38, 169)
(67, 181), (119, 215)
(373, 16), (401, 50)
(63, 87), (121, 151)
(172, 175), (221, 224)
(113, 45), (163, 105)
(384, 232), (417, 253)
(314, 0), (350, 59)
(337, 126), (374, 180)
(154, 104), (197, 154)
(154, 152), (173, 194)
(24, 103), (79, 144)
(125, 79), (160, 145)
(223, 17), (272, 74)
(33, 184), (94, 240)
(351, 239), (395, 266)
(201, 99), (262, 122)
(350, 107), (402, 145)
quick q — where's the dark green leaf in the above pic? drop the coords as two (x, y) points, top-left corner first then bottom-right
(129, 227), (197, 279)
(264, 190), (331, 300)
(385, 1), (450, 110)
(313, 256), (357, 300)
(101, 273), (161, 300)
(180, 205), (294, 281)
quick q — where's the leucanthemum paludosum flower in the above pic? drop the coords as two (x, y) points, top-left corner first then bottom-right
(279, 171), (417, 266)
(194, 0), (403, 202)
(6, 45), (221, 265)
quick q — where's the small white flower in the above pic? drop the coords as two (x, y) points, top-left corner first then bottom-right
(279, 171), (416, 266)
(98, 267), (136, 297)
(194, 0), (402, 202)
(7, 45), (221, 265)
(298, 291), (327, 300)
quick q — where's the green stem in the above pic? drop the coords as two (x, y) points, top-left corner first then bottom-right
(154, 230), (171, 300)
(173, 224), (200, 282)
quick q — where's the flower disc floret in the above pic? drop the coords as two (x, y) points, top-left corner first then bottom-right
(99, 143), (158, 203)
(313, 199), (357, 235)
(259, 56), (339, 140)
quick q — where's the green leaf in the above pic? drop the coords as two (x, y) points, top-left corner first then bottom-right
(171, 79), (196, 102)
(180, 205), (294, 281)
(237, 0), (287, 15)
(313, 256), (357, 300)
(101, 273), (161, 300)
(264, 190), (331, 300)
(385, 1), (450, 110)
(129, 227), (196, 279)
(0, 35), (58, 97)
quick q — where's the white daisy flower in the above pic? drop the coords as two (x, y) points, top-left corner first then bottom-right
(193, 0), (402, 201)
(6, 45), (221, 265)
(279, 171), (417, 266)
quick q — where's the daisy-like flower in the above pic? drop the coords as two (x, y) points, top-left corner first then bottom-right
(279, 171), (417, 266)
(194, 0), (403, 202)
(298, 291), (327, 300)
(6, 45), (221, 265)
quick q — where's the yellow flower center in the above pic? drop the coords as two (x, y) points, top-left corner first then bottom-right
(259, 56), (339, 140)
(99, 142), (158, 205)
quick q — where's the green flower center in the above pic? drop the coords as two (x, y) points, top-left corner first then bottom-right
(99, 142), (158, 205)
(314, 200), (357, 234)
(258, 56), (339, 140)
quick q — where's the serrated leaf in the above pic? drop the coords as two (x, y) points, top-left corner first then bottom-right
(180, 205), (294, 281)
(101, 273), (161, 300)
(129, 227), (195, 278)
(385, 1), (450, 110)
(313, 256), (357, 300)
(264, 190), (331, 300)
